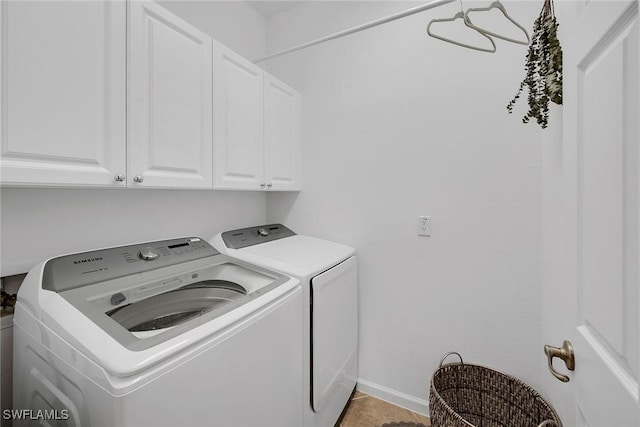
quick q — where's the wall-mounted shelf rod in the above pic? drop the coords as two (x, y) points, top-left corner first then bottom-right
(253, 0), (456, 63)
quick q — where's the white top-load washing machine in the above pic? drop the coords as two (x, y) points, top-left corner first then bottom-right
(210, 224), (358, 427)
(13, 237), (303, 427)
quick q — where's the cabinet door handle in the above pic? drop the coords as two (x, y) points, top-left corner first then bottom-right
(114, 173), (126, 182)
(266, 183), (273, 188)
(133, 175), (144, 183)
(260, 183), (266, 188)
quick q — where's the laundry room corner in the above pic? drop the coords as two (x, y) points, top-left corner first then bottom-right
(4, 0), (635, 425)
(265, 0), (548, 414)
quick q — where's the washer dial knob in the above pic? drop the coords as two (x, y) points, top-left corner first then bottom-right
(258, 228), (269, 237)
(138, 247), (159, 261)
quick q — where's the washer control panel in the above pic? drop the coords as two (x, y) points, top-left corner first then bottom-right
(43, 237), (219, 293)
(222, 224), (296, 249)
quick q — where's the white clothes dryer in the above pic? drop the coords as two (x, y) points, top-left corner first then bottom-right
(13, 237), (302, 427)
(210, 224), (358, 427)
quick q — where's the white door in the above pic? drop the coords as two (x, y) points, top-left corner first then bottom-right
(128, 1), (213, 189)
(213, 41), (264, 190)
(264, 74), (302, 191)
(543, 1), (639, 425)
(0, 0), (126, 187)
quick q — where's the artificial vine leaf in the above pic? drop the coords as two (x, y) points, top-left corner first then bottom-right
(507, 0), (563, 129)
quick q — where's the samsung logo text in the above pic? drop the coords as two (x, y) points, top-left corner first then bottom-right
(73, 257), (103, 265)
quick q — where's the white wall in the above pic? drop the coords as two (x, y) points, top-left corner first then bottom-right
(0, 189), (266, 275)
(266, 0), (548, 413)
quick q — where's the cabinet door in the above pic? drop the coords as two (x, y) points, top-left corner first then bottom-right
(264, 74), (301, 191)
(0, 1), (126, 187)
(213, 42), (264, 190)
(128, 1), (213, 189)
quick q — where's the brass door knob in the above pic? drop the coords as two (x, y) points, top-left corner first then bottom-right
(543, 340), (575, 382)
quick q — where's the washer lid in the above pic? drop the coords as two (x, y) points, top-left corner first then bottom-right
(19, 247), (301, 378)
(51, 256), (293, 353)
(234, 235), (355, 276)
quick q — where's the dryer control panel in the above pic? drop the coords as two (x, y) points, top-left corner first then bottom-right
(221, 224), (296, 249)
(43, 237), (219, 293)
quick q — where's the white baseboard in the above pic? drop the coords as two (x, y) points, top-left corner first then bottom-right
(356, 378), (429, 416)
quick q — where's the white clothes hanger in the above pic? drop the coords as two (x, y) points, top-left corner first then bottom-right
(463, 0), (530, 45)
(427, 2), (497, 53)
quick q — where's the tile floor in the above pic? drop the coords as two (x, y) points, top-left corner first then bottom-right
(339, 391), (431, 427)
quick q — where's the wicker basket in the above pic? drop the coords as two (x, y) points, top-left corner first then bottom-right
(429, 352), (561, 427)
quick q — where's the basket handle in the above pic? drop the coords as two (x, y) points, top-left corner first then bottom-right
(439, 351), (464, 368)
(537, 420), (558, 427)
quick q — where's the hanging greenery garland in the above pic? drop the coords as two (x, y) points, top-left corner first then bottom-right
(507, 0), (562, 129)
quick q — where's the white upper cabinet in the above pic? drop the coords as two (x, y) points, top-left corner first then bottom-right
(1, 1), (299, 191)
(264, 74), (301, 191)
(213, 42), (265, 190)
(213, 41), (301, 191)
(128, 1), (213, 189)
(0, 1), (127, 187)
